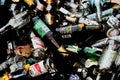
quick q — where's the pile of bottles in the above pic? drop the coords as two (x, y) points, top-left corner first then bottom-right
(0, 0), (120, 80)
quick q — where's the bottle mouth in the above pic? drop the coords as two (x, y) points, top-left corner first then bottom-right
(107, 28), (120, 37)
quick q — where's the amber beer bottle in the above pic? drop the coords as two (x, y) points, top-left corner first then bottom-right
(44, 0), (55, 25)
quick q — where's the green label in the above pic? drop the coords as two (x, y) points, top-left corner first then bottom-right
(33, 19), (50, 38)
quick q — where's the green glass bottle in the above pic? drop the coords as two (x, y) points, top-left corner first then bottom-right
(84, 47), (101, 61)
(33, 16), (60, 48)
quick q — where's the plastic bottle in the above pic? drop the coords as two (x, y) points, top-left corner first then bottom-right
(96, 39), (118, 80)
(98, 40), (118, 70)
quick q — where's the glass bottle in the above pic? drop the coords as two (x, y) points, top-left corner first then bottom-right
(33, 16), (60, 48)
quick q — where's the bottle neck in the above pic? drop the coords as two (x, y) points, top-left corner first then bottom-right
(46, 32), (60, 48)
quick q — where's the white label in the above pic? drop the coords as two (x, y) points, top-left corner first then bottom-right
(59, 7), (72, 15)
(31, 37), (44, 49)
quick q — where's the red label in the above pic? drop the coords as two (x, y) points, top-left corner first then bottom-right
(36, 43), (44, 47)
(34, 63), (42, 73)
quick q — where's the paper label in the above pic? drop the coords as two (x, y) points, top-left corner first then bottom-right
(31, 37), (44, 49)
(29, 60), (48, 77)
(34, 19), (50, 38)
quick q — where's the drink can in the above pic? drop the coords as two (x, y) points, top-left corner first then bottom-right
(29, 60), (48, 77)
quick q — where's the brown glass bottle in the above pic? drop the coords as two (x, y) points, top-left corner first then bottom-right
(44, 0), (56, 26)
